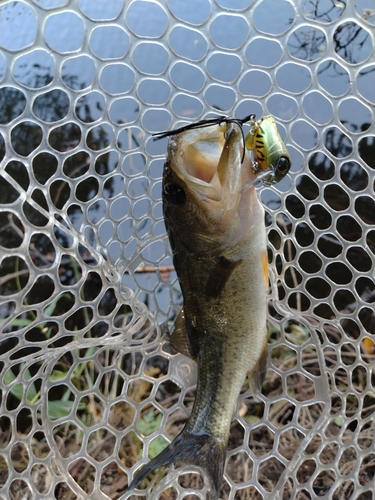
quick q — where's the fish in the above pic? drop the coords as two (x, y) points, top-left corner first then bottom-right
(127, 121), (269, 498)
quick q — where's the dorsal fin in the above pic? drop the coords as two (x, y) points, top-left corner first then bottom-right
(168, 308), (193, 358)
(205, 256), (243, 298)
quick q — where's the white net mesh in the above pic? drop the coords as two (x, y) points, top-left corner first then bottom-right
(0, 0), (374, 499)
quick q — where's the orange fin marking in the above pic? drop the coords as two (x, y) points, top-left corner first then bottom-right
(262, 250), (269, 287)
(363, 337), (375, 355)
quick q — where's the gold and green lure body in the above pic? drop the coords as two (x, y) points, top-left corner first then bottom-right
(153, 114), (291, 186)
(245, 115), (291, 185)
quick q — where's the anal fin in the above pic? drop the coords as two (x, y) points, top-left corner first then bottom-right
(168, 308), (193, 359)
(248, 339), (268, 396)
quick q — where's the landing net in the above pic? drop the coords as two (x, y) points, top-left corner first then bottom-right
(0, 1), (374, 499)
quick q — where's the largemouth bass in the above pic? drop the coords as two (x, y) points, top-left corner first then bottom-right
(127, 122), (269, 498)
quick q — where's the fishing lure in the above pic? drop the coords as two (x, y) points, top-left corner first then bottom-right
(153, 114), (291, 186)
(246, 115), (291, 185)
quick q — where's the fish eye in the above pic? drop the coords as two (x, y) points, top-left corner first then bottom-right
(276, 156), (291, 175)
(163, 182), (186, 204)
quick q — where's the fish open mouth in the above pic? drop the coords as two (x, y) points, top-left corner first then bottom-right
(169, 123), (254, 202)
(172, 125), (226, 184)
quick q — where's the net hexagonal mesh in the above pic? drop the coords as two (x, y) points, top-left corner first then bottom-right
(0, 0), (374, 499)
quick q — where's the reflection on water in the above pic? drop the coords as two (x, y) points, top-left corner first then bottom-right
(33, 90), (70, 122)
(79, 0), (124, 21)
(276, 63), (312, 94)
(339, 97), (372, 133)
(302, 91), (333, 125)
(108, 96), (139, 125)
(301, 0), (345, 22)
(0, 1), (37, 51)
(246, 38), (282, 67)
(267, 94), (298, 122)
(61, 56), (96, 90)
(169, 26), (208, 61)
(253, 0), (295, 35)
(287, 26), (327, 62)
(317, 59), (350, 96)
(44, 11), (85, 52)
(0, 87), (27, 123)
(13, 49), (55, 88)
(90, 26), (130, 60)
(127, 0), (168, 37)
(333, 21), (373, 63)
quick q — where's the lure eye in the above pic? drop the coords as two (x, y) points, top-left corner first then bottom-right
(163, 182), (186, 204)
(276, 156), (291, 175)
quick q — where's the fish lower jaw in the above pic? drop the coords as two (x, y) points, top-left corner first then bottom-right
(178, 174), (223, 202)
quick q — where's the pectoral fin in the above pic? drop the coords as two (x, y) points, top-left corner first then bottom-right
(205, 256), (243, 298)
(168, 308), (193, 358)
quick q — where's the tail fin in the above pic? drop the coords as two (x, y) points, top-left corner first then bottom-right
(126, 430), (226, 499)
